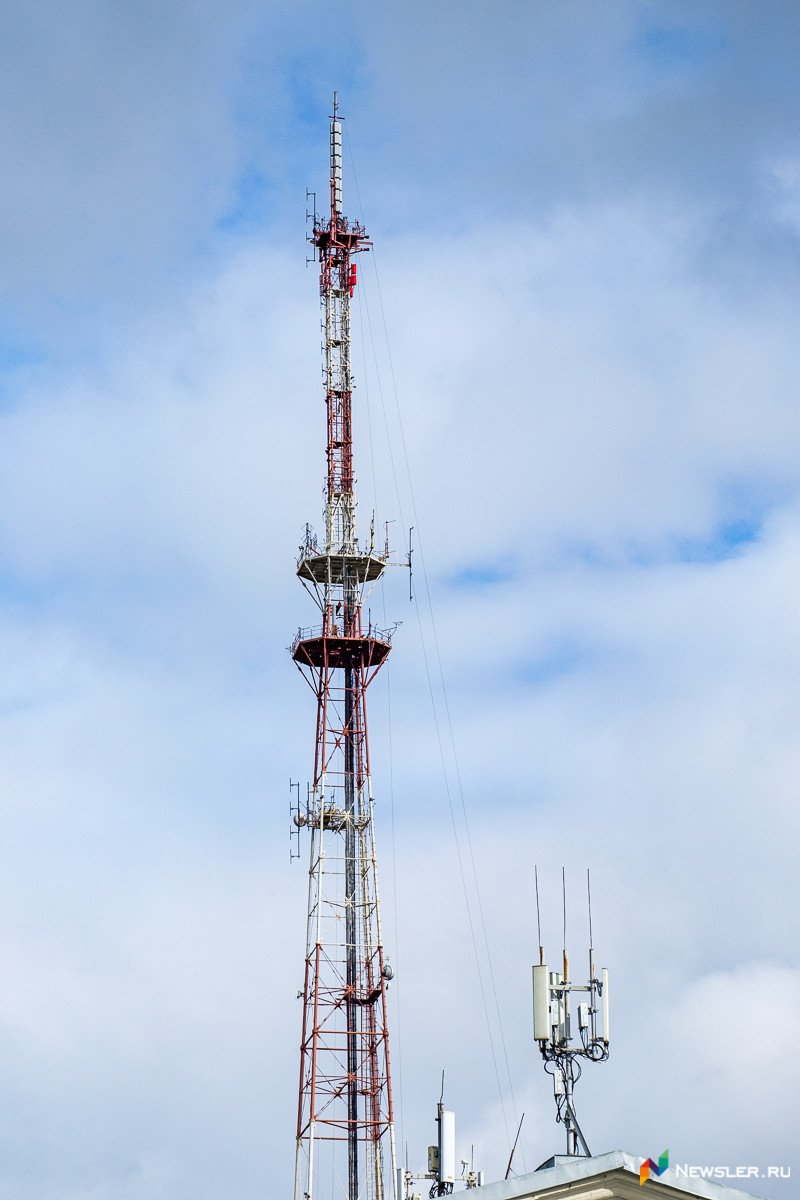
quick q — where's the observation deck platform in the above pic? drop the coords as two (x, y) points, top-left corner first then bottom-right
(291, 626), (393, 670)
(296, 551), (387, 587)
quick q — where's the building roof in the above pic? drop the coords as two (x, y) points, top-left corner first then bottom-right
(473, 1151), (768, 1200)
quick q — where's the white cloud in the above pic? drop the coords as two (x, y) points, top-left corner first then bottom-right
(0, 1), (796, 1197)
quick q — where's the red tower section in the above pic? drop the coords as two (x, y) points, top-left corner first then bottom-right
(291, 96), (397, 1200)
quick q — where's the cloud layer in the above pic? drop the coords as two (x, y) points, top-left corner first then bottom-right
(0, 1), (797, 1197)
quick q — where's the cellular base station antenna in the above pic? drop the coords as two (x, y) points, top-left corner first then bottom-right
(396, 1078), (484, 1198)
(532, 870), (609, 1157)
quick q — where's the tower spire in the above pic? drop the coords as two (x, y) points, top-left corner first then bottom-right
(331, 91), (342, 219)
(291, 98), (398, 1200)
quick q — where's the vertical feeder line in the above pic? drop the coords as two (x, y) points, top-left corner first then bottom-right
(291, 94), (398, 1200)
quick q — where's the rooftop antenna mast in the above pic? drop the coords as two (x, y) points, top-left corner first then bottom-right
(532, 869), (609, 1157)
(290, 94), (398, 1200)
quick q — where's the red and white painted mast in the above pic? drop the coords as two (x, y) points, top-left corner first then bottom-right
(291, 94), (398, 1200)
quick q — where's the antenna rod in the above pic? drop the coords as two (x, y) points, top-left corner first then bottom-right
(535, 865), (544, 964)
(587, 869), (594, 949)
(587, 868), (595, 982)
(562, 867), (568, 980)
(504, 1113), (525, 1179)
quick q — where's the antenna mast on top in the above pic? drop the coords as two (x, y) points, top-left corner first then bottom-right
(532, 870), (609, 1157)
(331, 90), (343, 217)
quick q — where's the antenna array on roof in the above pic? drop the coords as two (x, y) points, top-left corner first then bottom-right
(532, 868), (609, 1157)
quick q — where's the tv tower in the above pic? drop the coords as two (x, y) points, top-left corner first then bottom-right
(290, 95), (398, 1200)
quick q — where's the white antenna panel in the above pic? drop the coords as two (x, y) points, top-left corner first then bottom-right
(533, 964), (549, 1040)
(550, 971), (567, 1042)
(438, 1110), (456, 1184)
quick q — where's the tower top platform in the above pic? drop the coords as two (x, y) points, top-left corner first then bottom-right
(297, 551), (387, 587)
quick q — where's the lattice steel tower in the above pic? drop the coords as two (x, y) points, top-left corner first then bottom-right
(290, 95), (398, 1200)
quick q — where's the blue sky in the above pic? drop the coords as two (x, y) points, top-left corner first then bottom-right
(0, 2), (798, 1197)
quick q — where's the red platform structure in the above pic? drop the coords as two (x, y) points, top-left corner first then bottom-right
(291, 95), (398, 1200)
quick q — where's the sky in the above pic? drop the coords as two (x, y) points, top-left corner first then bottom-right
(0, 1), (798, 1197)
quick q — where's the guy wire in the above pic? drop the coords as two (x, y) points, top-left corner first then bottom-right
(345, 123), (522, 1162)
